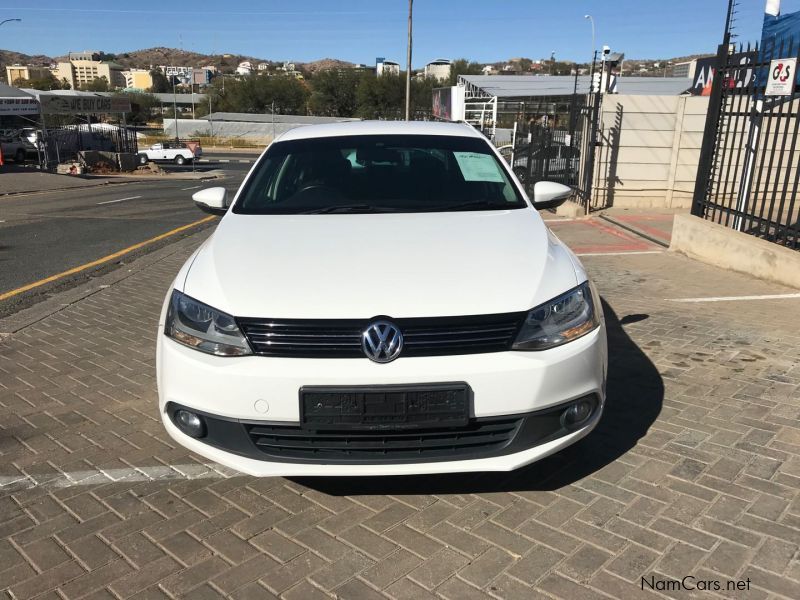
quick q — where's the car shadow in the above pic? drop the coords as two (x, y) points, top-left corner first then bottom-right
(291, 298), (663, 496)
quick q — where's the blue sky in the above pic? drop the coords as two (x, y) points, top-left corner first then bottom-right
(2, 0), (800, 63)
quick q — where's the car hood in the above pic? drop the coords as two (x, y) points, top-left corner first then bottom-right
(182, 210), (579, 318)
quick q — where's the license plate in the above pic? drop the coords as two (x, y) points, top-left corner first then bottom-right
(300, 383), (470, 430)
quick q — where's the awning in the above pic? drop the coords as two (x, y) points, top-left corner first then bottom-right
(21, 89), (131, 115)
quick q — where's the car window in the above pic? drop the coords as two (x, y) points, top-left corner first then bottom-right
(234, 134), (526, 214)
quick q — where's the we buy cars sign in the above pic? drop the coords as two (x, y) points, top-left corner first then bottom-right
(766, 57), (796, 95)
(39, 95), (131, 114)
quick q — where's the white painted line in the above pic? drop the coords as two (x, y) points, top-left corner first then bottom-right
(239, 159), (253, 163)
(0, 463), (233, 490)
(667, 292), (800, 303)
(181, 185), (202, 191)
(575, 250), (663, 257)
(543, 218), (580, 222)
(219, 159), (230, 163)
(97, 195), (142, 205)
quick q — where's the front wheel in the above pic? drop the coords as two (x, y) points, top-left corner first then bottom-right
(174, 155), (186, 165)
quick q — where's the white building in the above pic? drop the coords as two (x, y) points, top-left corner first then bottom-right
(257, 63), (269, 71)
(481, 65), (496, 75)
(236, 61), (253, 76)
(376, 59), (400, 76)
(424, 59), (452, 81)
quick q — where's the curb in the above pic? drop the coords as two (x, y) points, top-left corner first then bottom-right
(0, 178), (134, 198)
(0, 227), (214, 336)
(598, 213), (671, 248)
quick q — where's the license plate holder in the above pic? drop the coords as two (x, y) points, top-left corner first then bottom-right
(300, 383), (470, 430)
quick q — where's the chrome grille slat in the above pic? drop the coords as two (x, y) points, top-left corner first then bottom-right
(237, 313), (524, 358)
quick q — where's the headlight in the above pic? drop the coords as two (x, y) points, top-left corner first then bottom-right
(512, 282), (600, 350)
(165, 290), (252, 356)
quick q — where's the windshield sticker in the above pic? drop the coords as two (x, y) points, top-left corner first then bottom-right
(453, 152), (505, 182)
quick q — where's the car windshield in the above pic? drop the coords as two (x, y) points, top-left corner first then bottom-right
(233, 134), (527, 214)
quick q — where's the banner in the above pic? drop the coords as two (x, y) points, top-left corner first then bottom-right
(689, 53), (755, 96)
(39, 95), (131, 115)
(762, 0), (800, 52)
(0, 96), (39, 116)
(432, 87), (452, 120)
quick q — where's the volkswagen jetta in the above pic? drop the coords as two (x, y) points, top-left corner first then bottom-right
(156, 121), (607, 476)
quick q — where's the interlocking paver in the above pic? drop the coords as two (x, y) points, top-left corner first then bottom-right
(1, 225), (799, 599)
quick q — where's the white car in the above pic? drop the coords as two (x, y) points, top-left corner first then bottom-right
(156, 121), (607, 477)
(138, 141), (196, 165)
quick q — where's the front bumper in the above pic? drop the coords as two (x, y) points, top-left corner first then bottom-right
(157, 326), (606, 475)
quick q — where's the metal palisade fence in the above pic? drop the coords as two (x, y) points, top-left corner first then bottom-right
(692, 34), (800, 251)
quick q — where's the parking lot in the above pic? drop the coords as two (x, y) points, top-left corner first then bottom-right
(0, 210), (799, 599)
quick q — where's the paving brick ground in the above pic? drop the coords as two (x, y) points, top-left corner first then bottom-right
(1, 221), (799, 599)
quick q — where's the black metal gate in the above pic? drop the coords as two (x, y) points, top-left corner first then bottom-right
(692, 34), (800, 250)
(509, 125), (582, 193)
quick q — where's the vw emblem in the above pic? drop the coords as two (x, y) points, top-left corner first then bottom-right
(362, 320), (403, 363)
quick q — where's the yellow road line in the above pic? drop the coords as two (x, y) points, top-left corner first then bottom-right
(0, 216), (216, 302)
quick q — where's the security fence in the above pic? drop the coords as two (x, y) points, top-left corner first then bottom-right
(692, 35), (800, 251)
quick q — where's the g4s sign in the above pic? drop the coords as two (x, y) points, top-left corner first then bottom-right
(766, 57), (797, 96)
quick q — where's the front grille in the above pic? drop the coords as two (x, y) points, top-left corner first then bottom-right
(237, 313), (525, 358)
(245, 417), (522, 462)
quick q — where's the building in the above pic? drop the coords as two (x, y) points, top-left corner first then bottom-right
(671, 60), (698, 79)
(481, 65), (497, 75)
(376, 59), (400, 76)
(5, 64), (52, 86)
(424, 59), (452, 81)
(122, 69), (154, 90)
(257, 63), (269, 71)
(68, 50), (101, 61)
(53, 52), (126, 90)
(236, 61), (253, 76)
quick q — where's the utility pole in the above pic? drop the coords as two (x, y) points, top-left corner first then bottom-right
(172, 77), (179, 141)
(405, 0), (413, 121)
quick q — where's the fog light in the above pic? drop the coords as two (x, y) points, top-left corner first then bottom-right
(562, 399), (594, 429)
(174, 409), (206, 438)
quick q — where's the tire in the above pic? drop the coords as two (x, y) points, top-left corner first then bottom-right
(174, 155), (186, 166)
(513, 166), (527, 184)
(14, 149), (26, 163)
(137, 153), (148, 165)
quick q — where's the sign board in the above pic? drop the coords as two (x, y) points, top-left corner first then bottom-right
(564, 134), (572, 147)
(689, 53), (756, 96)
(0, 97), (39, 116)
(766, 58), (796, 95)
(39, 95), (131, 114)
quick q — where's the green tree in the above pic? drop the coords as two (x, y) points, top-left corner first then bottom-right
(114, 92), (160, 125)
(308, 69), (362, 116)
(207, 74), (310, 115)
(148, 68), (171, 93)
(82, 76), (109, 92)
(12, 73), (65, 90)
(447, 59), (483, 86)
(355, 73), (405, 119)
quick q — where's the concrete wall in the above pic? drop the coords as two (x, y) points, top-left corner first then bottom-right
(671, 214), (800, 290)
(592, 95), (709, 209)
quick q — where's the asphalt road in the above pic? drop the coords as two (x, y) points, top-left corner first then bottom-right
(0, 166), (249, 316)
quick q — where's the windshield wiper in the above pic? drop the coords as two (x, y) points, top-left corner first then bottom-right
(423, 200), (515, 211)
(301, 204), (395, 214)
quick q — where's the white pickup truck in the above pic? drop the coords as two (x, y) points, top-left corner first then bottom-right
(138, 141), (200, 166)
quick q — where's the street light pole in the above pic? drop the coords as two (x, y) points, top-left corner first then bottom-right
(584, 15), (595, 63)
(404, 0), (413, 121)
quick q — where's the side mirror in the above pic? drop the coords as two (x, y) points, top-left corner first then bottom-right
(532, 181), (573, 210)
(193, 187), (228, 216)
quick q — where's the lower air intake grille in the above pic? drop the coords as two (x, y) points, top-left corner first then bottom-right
(245, 417), (523, 462)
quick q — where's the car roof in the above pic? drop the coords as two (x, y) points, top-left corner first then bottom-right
(276, 120), (485, 142)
